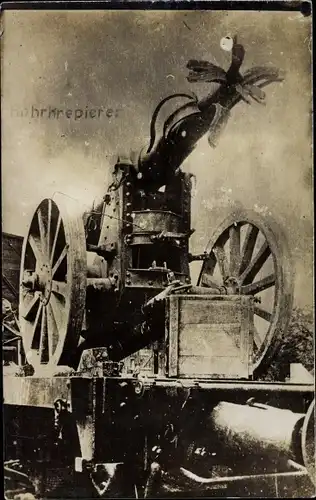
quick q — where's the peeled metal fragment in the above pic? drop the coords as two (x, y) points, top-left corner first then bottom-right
(207, 103), (231, 148)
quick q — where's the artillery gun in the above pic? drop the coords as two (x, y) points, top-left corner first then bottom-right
(4, 38), (315, 498)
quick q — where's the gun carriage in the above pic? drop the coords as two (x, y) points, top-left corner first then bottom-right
(4, 38), (315, 498)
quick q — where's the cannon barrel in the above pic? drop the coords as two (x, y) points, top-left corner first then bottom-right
(137, 105), (217, 191)
(137, 64), (285, 192)
(208, 400), (315, 478)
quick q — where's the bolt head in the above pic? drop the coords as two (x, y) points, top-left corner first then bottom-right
(134, 381), (143, 395)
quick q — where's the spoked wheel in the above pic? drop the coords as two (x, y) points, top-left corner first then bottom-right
(19, 195), (86, 372)
(197, 209), (294, 377)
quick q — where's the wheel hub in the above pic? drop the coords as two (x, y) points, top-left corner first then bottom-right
(38, 263), (52, 304)
(22, 264), (52, 305)
(223, 276), (240, 294)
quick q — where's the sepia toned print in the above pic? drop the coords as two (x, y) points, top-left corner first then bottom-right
(2, 7), (314, 499)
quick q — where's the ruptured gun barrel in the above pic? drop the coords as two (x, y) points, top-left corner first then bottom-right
(137, 36), (285, 191)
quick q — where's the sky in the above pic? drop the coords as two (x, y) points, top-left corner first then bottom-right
(1, 9), (313, 308)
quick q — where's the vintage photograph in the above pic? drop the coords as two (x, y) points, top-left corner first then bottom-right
(1, 6), (314, 498)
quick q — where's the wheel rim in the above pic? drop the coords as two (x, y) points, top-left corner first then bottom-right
(197, 210), (293, 375)
(19, 196), (86, 371)
(301, 399), (315, 485)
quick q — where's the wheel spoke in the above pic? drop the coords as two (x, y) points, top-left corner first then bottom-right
(50, 213), (61, 266)
(229, 224), (241, 276)
(50, 294), (64, 330)
(39, 306), (49, 363)
(239, 241), (271, 285)
(241, 273), (275, 295)
(37, 208), (47, 258)
(29, 235), (44, 265)
(253, 326), (263, 349)
(47, 302), (59, 357)
(212, 244), (230, 281)
(30, 302), (43, 349)
(47, 199), (52, 260)
(254, 306), (272, 322)
(239, 225), (259, 275)
(52, 245), (68, 277)
(51, 280), (67, 298)
(22, 293), (40, 320)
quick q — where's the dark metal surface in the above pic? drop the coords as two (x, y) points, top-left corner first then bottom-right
(3, 376), (314, 409)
